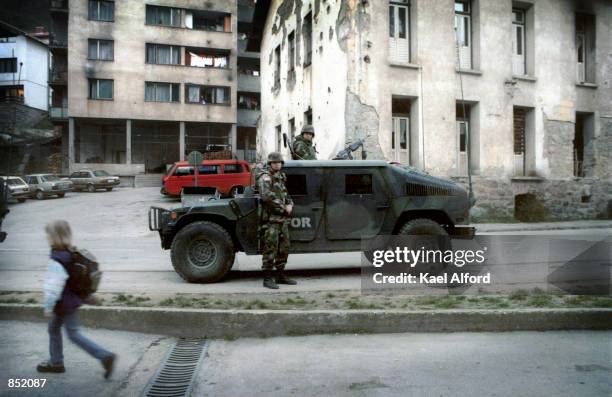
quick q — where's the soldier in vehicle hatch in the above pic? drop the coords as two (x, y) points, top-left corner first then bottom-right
(291, 125), (317, 160)
(256, 152), (297, 289)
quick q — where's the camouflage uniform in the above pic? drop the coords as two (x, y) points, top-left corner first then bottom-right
(257, 166), (293, 271)
(292, 135), (317, 160)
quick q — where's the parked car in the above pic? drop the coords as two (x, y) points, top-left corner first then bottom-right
(161, 160), (251, 198)
(24, 174), (72, 199)
(69, 169), (120, 192)
(0, 176), (30, 203)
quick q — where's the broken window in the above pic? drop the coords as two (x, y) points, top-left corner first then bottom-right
(145, 82), (180, 103)
(574, 112), (595, 177)
(303, 12), (312, 66)
(304, 108), (313, 125)
(289, 118), (296, 139)
(88, 39), (113, 60)
(454, 0), (472, 69)
(88, 79), (113, 100)
(187, 9), (231, 32)
(238, 57), (259, 76)
(146, 5), (181, 27)
(185, 48), (229, 68)
(275, 125), (282, 152)
(513, 106), (535, 176)
(88, 0), (114, 21)
(237, 92), (260, 110)
(575, 14), (596, 83)
(146, 44), (181, 65)
(274, 45), (281, 88)
(185, 85), (230, 105)
(0, 85), (24, 101)
(389, 0), (410, 64)
(512, 9), (525, 75)
(0, 58), (17, 73)
(288, 31), (295, 71)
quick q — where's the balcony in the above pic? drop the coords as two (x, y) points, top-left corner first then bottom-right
(237, 108), (260, 128)
(237, 74), (260, 92)
(49, 106), (68, 120)
(49, 69), (67, 85)
(49, 35), (67, 50)
(49, 0), (68, 12)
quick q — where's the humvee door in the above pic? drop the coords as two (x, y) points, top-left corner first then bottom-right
(284, 167), (324, 242)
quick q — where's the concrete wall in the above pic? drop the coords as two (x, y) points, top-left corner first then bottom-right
(0, 35), (49, 111)
(258, 0), (612, 220)
(67, 0), (238, 123)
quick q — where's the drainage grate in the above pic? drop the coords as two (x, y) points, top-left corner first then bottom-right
(142, 338), (207, 397)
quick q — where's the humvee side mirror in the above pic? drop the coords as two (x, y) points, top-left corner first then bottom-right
(282, 133), (288, 148)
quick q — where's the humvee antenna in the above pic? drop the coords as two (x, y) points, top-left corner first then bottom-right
(455, 25), (476, 207)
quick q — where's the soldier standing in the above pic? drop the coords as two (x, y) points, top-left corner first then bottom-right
(292, 125), (317, 160)
(257, 152), (297, 289)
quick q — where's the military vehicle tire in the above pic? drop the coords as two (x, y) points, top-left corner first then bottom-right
(398, 218), (451, 279)
(171, 221), (235, 283)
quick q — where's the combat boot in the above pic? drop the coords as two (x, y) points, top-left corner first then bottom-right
(275, 270), (297, 285)
(263, 271), (279, 289)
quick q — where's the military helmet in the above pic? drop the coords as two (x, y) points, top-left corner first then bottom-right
(267, 152), (284, 164)
(301, 124), (315, 137)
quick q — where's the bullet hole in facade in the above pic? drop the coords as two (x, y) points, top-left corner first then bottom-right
(328, 87), (331, 93)
(329, 27), (334, 40)
(327, 5), (331, 14)
(364, 55), (370, 63)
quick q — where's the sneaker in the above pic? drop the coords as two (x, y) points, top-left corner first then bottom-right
(36, 361), (65, 373)
(101, 354), (116, 379)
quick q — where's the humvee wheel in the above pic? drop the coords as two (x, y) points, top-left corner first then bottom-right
(398, 218), (451, 280)
(171, 221), (235, 283)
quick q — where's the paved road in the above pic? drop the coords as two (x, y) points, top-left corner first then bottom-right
(0, 188), (609, 294)
(0, 321), (609, 397)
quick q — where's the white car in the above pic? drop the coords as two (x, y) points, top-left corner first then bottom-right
(24, 174), (73, 200)
(0, 176), (30, 203)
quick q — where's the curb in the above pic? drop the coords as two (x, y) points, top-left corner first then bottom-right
(473, 224), (612, 233)
(1, 304), (611, 338)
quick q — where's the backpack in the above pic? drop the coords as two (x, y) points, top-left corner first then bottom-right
(67, 248), (102, 298)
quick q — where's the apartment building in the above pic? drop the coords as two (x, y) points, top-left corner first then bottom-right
(48, 0), (260, 179)
(250, 0), (611, 221)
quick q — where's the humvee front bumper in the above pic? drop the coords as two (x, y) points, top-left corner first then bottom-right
(449, 226), (476, 239)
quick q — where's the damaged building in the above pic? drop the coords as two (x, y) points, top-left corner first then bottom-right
(249, 0), (611, 221)
(50, 0), (260, 185)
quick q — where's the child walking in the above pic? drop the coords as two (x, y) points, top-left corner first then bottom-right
(37, 220), (116, 378)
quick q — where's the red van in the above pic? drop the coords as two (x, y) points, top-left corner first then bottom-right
(161, 160), (251, 197)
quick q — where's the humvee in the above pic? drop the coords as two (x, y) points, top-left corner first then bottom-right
(149, 160), (475, 283)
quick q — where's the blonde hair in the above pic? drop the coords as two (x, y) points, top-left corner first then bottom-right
(45, 220), (73, 250)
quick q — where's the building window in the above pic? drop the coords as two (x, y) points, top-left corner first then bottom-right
(275, 125), (282, 152)
(0, 57), (17, 73)
(456, 103), (470, 175)
(454, 0), (471, 69)
(188, 10), (231, 32)
(146, 44), (181, 65)
(88, 0), (114, 22)
(88, 39), (114, 61)
(146, 5), (181, 27)
(574, 112), (595, 177)
(512, 9), (525, 75)
(575, 14), (596, 84)
(238, 92), (260, 110)
(186, 85), (230, 105)
(238, 57), (260, 76)
(389, 0), (410, 64)
(274, 45), (281, 88)
(185, 48), (229, 68)
(88, 79), (113, 100)
(392, 97), (412, 165)
(513, 107), (535, 176)
(145, 82), (179, 103)
(0, 85), (24, 101)
(288, 31), (295, 72)
(289, 117), (296, 139)
(303, 12), (312, 66)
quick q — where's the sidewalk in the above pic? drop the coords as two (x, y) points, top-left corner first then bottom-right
(473, 220), (612, 233)
(0, 320), (173, 397)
